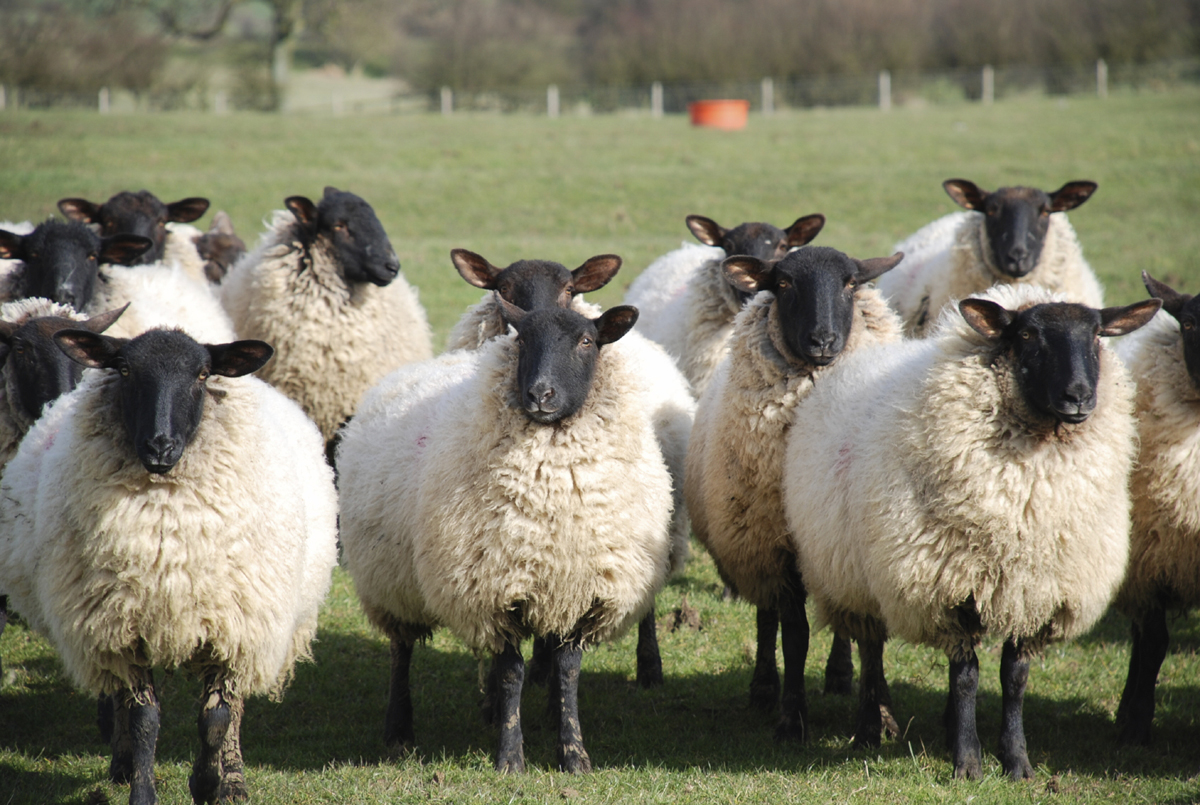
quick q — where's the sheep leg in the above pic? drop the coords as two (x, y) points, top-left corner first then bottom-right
(852, 634), (885, 748)
(823, 632), (854, 695)
(775, 595), (809, 743)
(120, 676), (161, 805)
(98, 693), (117, 747)
(494, 641), (525, 773)
(217, 694), (247, 802)
(527, 635), (552, 687)
(749, 607), (780, 711)
(109, 692), (134, 784)
(189, 674), (233, 804)
(1116, 606), (1169, 746)
(384, 636), (416, 751)
(551, 639), (592, 774)
(946, 651), (982, 780)
(635, 606), (664, 688)
(998, 638), (1034, 780)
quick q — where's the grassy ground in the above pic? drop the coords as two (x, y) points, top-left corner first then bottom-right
(1, 90), (1199, 803)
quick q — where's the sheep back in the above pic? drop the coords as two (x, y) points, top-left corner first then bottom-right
(89, 263), (237, 342)
(163, 222), (209, 284)
(623, 241), (723, 341)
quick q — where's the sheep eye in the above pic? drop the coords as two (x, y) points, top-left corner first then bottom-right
(580, 336), (593, 348)
(13, 343), (24, 355)
(119, 366), (130, 377)
(1020, 329), (1033, 341)
(198, 370), (210, 381)
(847, 279), (858, 290)
(1184, 320), (1195, 331)
(777, 279), (790, 290)
(29, 251), (39, 259)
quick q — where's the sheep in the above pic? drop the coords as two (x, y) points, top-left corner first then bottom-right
(445, 248), (695, 686)
(0, 219), (151, 309)
(0, 327), (339, 805)
(87, 260), (239, 344)
(683, 245), (904, 741)
(624, 213), (826, 396)
(879, 179), (1104, 336)
(783, 283), (1159, 778)
(1112, 272), (1200, 746)
(220, 187), (433, 450)
(58, 190), (212, 284)
(337, 298), (673, 772)
(192, 211), (247, 284)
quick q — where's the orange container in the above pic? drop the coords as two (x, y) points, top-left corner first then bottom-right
(688, 99), (750, 130)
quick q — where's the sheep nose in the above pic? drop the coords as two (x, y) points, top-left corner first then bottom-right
(526, 384), (558, 412)
(141, 434), (180, 473)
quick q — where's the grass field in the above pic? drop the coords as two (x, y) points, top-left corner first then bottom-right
(1, 90), (1199, 804)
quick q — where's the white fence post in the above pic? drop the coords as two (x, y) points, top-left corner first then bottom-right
(878, 70), (891, 111)
(1097, 59), (1108, 99)
(547, 84), (559, 118)
(0, 85), (6, 111)
(214, 90), (228, 114)
(982, 65), (994, 104)
(440, 86), (453, 115)
(99, 87), (110, 114)
(651, 81), (663, 118)
(761, 77), (774, 116)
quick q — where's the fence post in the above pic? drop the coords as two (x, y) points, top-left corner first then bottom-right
(1097, 59), (1108, 99)
(440, 86), (453, 115)
(651, 81), (663, 118)
(214, 90), (228, 114)
(878, 70), (891, 111)
(0, 85), (6, 111)
(547, 84), (559, 118)
(99, 87), (110, 114)
(761, 77), (774, 116)
(982, 65), (994, 105)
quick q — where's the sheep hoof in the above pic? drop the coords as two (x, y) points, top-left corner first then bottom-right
(636, 658), (663, 688)
(823, 673), (853, 696)
(773, 718), (807, 744)
(495, 750), (525, 774)
(1003, 756), (1034, 781)
(558, 743), (592, 774)
(1116, 718), (1153, 747)
(748, 677), (779, 713)
(952, 755), (983, 780)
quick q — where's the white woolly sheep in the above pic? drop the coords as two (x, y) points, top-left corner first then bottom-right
(784, 283), (1158, 779)
(624, 213), (825, 396)
(684, 245), (904, 741)
(879, 179), (1105, 336)
(445, 248), (695, 687)
(1112, 271), (1200, 746)
(87, 259), (239, 343)
(338, 299), (672, 772)
(220, 187), (433, 449)
(0, 328), (339, 805)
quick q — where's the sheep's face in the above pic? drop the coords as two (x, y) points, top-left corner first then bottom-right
(723, 247), (902, 367)
(960, 298), (1160, 424)
(943, 179), (1097, 279)
(53, 328), (273, 474)
(451, 250), (622, 311)
(1142, 272), (1200, 389)
(58, 191), (210, 265)
(0, 306), (127, 423)
(0, 221), (151, 311)
(193, 212), (246, 284)
(286, 188), (399, 287)
(499, 298), (637, 424)
(687, 214), (826, 305)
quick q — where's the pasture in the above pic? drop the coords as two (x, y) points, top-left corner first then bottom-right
(1, 90), (1199, 803)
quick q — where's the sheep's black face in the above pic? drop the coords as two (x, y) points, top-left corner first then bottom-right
(960, 298), (1160, 425)
(687, 214), (826, 305)
(316, 189), (400, 287)
(1142, 272), (1200, 390)
(943, 179), (1097, 280)
(451, 250), (622, 312)
(53, 329), (274, 475)
(58, 191), (210, 265)
(501, 300), (637, 425)
(0, 222), (147, 312)
(0, 316), (86, 421)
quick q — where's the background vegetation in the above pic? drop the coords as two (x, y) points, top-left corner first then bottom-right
(0, 89), (1199, 802)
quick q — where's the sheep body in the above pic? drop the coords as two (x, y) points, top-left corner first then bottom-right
(623, 241), (724, 342)
(89, 262), (237, 342)
(162, 221), (209, 283)
(878, 212), (1104, 336)
(222, 210), (433, 442)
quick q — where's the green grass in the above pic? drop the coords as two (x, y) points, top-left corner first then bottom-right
(2, 91), (1200, 803)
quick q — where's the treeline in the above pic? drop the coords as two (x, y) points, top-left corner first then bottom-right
(2, 0), (1198, 99)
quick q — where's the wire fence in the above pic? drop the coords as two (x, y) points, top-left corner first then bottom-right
(2, 58), (1197, 116)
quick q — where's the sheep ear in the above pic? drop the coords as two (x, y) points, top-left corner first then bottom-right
(451, 249), (503, 289)
(323, 186), (341, 198)
(595, 305), (638, 346)
(81, 303), (130, 334)
(58, 198), (101, 223)
(1100, 299), (1162, 337)
(0, 229), (23, 259)
(207, 340), (274, 377)
(959, 299), (1014, 340)
(166, 197), (210, 224)
(854, 252), (904, 283)
(722, 256), (772, 294)
(285, 196), (318, 227)
(54, 329), (125, 369)
(1142, 271), (1191, 319)
(572, 254), (622, 294)
(783, 214), (825, 247)
(1048, 181), (1098, 212)
(210, 211), (236, 236)
(496, 292), (527, 326)
(686, 215), (726, 247)
(100, 234), (154, 266)
(943, 179), (989, 211)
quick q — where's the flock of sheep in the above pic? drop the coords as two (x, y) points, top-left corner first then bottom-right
(0, 178), (1194, 803)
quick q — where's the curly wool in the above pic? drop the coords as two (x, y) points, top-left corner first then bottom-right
(339, 334), (673, 654)
(89, 262), (237, 343)
(1114, 312), (1200, 620)
(786, 284), (1137, 659)
(878, 212), (1104, 337)
(685, 286), (901, 610)
(221, 211), (433, 441)
(163, 222), (209, 284)
(0, 367), (339, 698)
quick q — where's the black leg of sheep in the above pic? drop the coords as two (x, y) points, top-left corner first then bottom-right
(946, 651), (983, 780)
(218, 696), (248, 801)
(749, 607), (781, 712)
(385, 636), (416, 751)
(527, 635), (553, 687)
(113, 675), (160, 805)
(494, 641), (526, 773)
(190, 674), (232, 803)
(776, 592), (810, 743)
(824, 633), (855, 696)
(1116, 606), (1170, 746)
(551, 638), (592, 774)
(852, 633), (887, 748)
(998, 638), (1034, 780)
(635, 607), (664, 688)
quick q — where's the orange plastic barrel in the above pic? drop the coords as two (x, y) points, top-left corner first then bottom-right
(688, 99), (750, 130)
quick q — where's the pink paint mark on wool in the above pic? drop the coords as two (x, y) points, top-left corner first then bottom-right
(834, 441), (854, 479)
(43, 430), (56, 451)
(415, 434), (427, 451)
